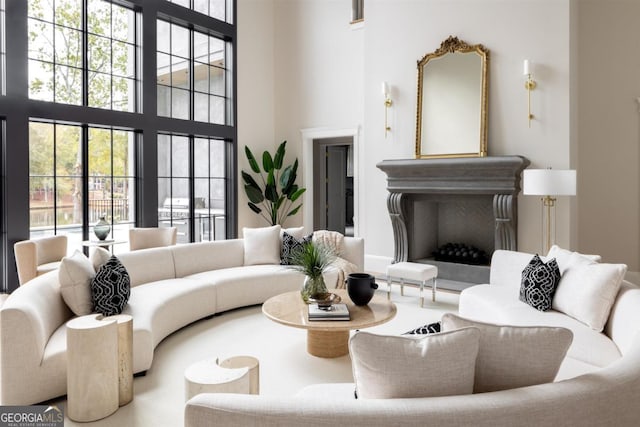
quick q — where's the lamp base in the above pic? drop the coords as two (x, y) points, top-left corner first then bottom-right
(541, 195), (556, 254)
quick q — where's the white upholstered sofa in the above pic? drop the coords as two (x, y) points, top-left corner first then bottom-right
(0, 234), (364, 405)
(184, 249), (640, 427)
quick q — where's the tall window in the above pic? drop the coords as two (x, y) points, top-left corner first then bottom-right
(29, 122), (136, 247)
(28, 0), (138, 110)
(1, 0), (5, 95)
(1, 0), (237, 291)
(158, 134), (226, 242)
(157, 21), (230, 125)
(88, 128), (136, 237)
(168, 0), (232, 23)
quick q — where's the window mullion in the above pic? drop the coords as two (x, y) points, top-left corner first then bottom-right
(190, 26), (195, 122)
(110, 129), (115, 231)
(81, 0), (88, 107)
(189, 136), (195, 242)
(81, 125), (89, 247)
(53, 124), (58, 232)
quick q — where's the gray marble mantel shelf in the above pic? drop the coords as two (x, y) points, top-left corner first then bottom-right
(376, 156), (530, 195)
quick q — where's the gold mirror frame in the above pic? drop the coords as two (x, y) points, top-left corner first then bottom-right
(415, 36), (489, 159)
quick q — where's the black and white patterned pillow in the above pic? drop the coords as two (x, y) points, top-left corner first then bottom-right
(403, 321), (441, 335)
(519, 255), (561, 312)
(280, 231), (312, 265)
(91, 255), (131, 316)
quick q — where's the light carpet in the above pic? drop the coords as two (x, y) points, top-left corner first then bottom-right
(55, 287), (460, 426)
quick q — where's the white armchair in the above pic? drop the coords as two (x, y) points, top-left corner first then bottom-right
(129, 227), (178, 251)
(14, 235), (68, 285)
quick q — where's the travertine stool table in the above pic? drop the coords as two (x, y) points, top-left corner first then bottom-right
(386, 262), (438, 307)
(218, 355), (260, 395)
(107, 314), (134, 406)
(66, 314), (119, 422)
(185, 356), (258, 401)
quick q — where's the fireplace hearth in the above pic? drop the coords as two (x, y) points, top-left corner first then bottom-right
(377, 156), (529, 284)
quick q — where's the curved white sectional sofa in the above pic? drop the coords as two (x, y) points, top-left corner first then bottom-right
(0, 236), (364, 405)
(185, 249), (640, 427)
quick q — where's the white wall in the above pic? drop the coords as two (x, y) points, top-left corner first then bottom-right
(576, 0), (640, 270)
(361, 0), (573, 265)
(237, 0), (277, 231)
(273, 0), (366, 229)
(237, 0), (640, 275)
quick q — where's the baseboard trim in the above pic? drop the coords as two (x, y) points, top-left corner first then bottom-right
(625, 271), (640, 285)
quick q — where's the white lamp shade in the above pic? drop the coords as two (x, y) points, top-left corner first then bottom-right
(523, 169), (576, 196)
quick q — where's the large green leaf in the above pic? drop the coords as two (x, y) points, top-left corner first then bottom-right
(273, 141), (286, 170)
(289, 187), (306, 202)
(287, 204), (303, 217)
(267, 169), (275, 186)
(245, 184), (264, 204)
(284, 181), (300, 197)
(248, 202), (262, 214)
(241, 171), (259, 187)
(275, 195), (285, 211)
(265, 172), (278, 202)
(244, 146), (260, 173)
(282, 158), (299, 191)
(279, 164), (292, 189)
(262, 151), (274, 172)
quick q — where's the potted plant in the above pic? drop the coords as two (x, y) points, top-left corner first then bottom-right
(242, 141), (306, 226)
(288, 241), (336, 303)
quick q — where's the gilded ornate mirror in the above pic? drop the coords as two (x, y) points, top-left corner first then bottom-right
(415, 36), (489, 158)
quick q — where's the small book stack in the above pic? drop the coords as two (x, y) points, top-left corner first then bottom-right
(308, 303), (350, 321)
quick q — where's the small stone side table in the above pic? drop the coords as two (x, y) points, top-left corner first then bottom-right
(66, 314), (119, 422)
(184, 356), (260, 401)
(218, 355), (260, 395)
(107, 314), (134, 406)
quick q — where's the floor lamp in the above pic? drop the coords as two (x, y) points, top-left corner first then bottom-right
(523, 169), (577, 254)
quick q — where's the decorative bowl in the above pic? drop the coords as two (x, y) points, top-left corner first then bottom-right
(308, 293), (341, 310)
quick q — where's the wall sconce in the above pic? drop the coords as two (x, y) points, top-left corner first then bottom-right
(523, 60), (537, 128)
(382, 82), (392, 138)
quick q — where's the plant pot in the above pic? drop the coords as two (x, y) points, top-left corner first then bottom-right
(301, 275), (328, 304)
(94, 216), (111, 241)
(347, 273), (378, 306)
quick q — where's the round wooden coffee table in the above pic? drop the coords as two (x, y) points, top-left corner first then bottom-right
(262, 289), (396, 358)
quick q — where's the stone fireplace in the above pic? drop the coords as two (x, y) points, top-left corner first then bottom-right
(377, 156), (529, 284)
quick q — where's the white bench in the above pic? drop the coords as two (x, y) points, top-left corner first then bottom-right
(386, 262), (438, 307)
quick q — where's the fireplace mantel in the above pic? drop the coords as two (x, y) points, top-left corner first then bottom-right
(377, 156), (529, 194)
(377, 156), (530, 283)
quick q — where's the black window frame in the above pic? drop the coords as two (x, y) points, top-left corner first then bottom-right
(0, 0), (238, 292)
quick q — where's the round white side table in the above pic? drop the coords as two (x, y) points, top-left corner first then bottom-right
(66, 314), (119, 422)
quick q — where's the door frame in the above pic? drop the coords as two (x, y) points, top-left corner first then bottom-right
(301, 126), (360, 236)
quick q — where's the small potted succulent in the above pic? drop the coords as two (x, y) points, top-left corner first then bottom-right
(288, 241), (336, 303)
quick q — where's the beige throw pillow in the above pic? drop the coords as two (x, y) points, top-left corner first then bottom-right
(349, 328), (480, 399)
(551, 253), (627, 331)
(441, 313), (573, 393)
(280, 226), (305, 240)
(58, 250), (95, 316)
(242, 225), (282, 265)
(546, 245), (601, 274)
(90, 247), (111, 271)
